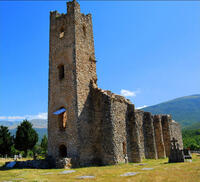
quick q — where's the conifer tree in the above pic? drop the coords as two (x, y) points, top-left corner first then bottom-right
(15, 120), (38, 156)
(0, 126), (14, 156)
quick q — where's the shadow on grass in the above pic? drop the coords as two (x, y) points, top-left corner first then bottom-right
(0, 159), (55, 170)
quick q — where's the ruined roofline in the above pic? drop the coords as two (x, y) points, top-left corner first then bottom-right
(50, 0), (91, 18)
(134, 110), (179, 124)
(92, 84), (132, 105)
(50, 10), (92, 18)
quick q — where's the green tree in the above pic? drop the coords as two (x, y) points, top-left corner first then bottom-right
(182, 129), (200, 150)
(0, 125), (14, 156)
(15, 120), (38, 156)
(41, 135), (48, 155)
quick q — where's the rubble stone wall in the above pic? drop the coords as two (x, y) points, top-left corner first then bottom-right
(161, 115), (171, 157)
(91, 88), (116, 165)
(74, 1), (97, 166)
(134, 110), (145, 160)
(153, 115), (166, 158)
(48, 4), (80, 160)
(110, 95), (128, 164)
(126, 106), (142, 162)
(143, 112), (158, 159)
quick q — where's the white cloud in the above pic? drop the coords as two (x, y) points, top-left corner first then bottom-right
(136, 105), (148, 109)
(28, 112), (47, 120)
(120, 89), (140, 97)
(0, 112), (47, 121)
(0, 116), (25, 120)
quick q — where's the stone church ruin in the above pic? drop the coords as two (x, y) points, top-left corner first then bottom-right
(48, 0), (183, 168)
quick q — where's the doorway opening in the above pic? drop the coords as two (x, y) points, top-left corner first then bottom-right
(59, 144), (67, 158)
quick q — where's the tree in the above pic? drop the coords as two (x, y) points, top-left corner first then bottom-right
(15, 120), (38, 156)
(0, 126), (14, 156)
(41, 135), (48, 155)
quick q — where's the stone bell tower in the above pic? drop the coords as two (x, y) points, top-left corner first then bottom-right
(48, 0), (97, 165)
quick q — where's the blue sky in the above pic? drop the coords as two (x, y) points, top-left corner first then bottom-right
(0, 1), (200, 121)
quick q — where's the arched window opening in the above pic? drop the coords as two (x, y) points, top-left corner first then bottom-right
(53, 107), (67, 130)
(82, 25), (86, 37)
(59, 26), (64, 39)
(123, 141), (127, 155)
(58, 109), (67, 130)
(58, 65), (64, 80)
(59, 145), (67, 158)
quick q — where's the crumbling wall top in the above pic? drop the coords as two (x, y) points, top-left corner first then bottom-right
(67, 0), (80, 15)
(91, 82), (131, 104)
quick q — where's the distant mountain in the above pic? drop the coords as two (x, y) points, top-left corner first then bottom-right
(0, 119), (48, 140)
(182, 122), (200, 130)
(0, 119), (47, 129)
(0, 120), (21, 128)
(142, 94), (200, 128)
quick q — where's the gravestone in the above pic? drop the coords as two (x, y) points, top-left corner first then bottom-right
(183, 149), (192, 160)
(168, 138), (184, 163)
(124, 154), (128, 164)
(14, 155), (18, 161)
(120, 172), (139, 176)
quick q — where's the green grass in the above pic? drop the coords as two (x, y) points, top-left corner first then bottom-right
(0, 154), (200, 182)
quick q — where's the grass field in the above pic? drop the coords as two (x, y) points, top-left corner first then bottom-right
(0, 154), (200, 182)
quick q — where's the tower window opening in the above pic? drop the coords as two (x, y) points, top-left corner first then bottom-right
(53, 107), (67, 130)
(58, 108), (67, 130)
(59, 26), (65, 39)
(59, 144), (67, 158)
(58, 65), (64, 80)
(83, 25), (86, 37)
(123, 141), (126, 155)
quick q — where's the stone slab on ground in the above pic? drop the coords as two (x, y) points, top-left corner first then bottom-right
(141, 167), (154, 170)
(77, 176), (95, 179)
(42, 172), (54, 175)
(60, 170), (76, 174)
(120, 172), (139, 176)
(134, 163), (147, 166)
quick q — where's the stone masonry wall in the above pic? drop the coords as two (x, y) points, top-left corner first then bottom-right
(161, 115), (171, 157)
(126, 106), (142, 162)
(143, 112), (158, 159)
(153, 115), (166, 158)
(161, 115), (183, 157)
(73, 0), (98, 166)
(110, 95), (129, 164)
(91, 87), (116, 165)
(91, 86), (142, 164)
(134, 110), (145, 160)
(48, 4), (80, 161)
